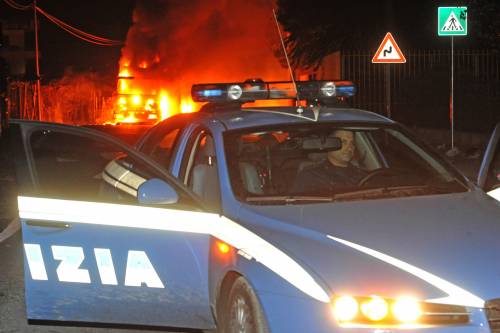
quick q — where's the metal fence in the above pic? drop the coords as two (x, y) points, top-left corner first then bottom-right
(7, 81), (38, 120)
(341, 49), (500, 131)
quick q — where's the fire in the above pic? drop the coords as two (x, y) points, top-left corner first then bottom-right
(119, 80), (128, 93)
(113, 112), (137, 123)
(159, 93), (170, 120)
(119, 68), (131, 77)
(111, 58), (203, 125)
(106, 1), (292, 126)
(132, 94), (142, 106)
(120, 114), (138, 123)
(145, 98), (155, 111)
(180, 99), (195, 113)
(109, 53), (205, 125)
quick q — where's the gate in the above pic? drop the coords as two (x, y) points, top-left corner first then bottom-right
(341, 50), (500, 131)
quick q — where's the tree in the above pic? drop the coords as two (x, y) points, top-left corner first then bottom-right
(276, 0), (387, 69)
(464, 0), (500, 49)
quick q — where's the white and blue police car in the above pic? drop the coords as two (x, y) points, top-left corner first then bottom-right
(8, 80), (500, 333)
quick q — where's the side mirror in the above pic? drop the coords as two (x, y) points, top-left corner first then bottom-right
(137, 178), (179, 205)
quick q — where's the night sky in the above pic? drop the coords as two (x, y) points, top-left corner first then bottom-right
(0, 1), (497, 82)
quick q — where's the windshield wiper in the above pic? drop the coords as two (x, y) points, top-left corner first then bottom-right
(332, 185), (437, 201)
(332, 183), (465, 201)
(246, 195), (333, 204)
(425, 177), (468, 191)
(245, 182), (467, 204)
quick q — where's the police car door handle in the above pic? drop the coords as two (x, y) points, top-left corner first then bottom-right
(26, 220), (71, 229)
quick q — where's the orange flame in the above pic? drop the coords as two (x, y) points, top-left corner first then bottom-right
(119, 68), (131, 78)
(119, 80), (128, 93)
(159, 92), (170, 120)
(120, 114), (138, 123)
(180, 98), (195, 113)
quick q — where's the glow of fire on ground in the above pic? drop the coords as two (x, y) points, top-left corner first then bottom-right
(119, 114), (138, 124)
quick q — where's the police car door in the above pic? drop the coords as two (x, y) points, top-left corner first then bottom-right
(10, 121), (216, 330)
(478, 122), (500, 201)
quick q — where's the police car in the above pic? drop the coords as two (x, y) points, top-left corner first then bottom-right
(9, 80), (500, 333)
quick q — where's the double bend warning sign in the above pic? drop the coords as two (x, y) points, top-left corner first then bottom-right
(372, 32), (406, 64)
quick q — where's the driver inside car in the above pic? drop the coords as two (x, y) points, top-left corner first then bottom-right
(292, 130), (367, 195)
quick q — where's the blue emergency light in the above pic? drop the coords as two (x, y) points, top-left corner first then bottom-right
(191, 80), (356, 103)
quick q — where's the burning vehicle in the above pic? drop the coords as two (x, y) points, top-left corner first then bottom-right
(113, 75), (161, 124)
(112, 66), (195, 125)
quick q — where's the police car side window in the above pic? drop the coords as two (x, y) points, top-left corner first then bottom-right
(141, 125), (184, 170)
(179, 130), (204, 183)
(29, 129), (192, 207)
(148, 128), (181, 169)
(180, 129), (221, 211)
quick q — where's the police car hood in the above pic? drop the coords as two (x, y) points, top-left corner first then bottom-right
(237, 189), (500, 306)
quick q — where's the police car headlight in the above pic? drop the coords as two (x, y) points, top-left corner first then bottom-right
(331, 295), (469, 328)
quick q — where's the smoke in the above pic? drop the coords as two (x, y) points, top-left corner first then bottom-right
(119, 0), (288, 94)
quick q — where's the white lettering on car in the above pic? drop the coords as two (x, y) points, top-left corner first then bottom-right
(24, 244), (48, 280)
(94, 248), (118, 285)
(23, 244), (164, 288)
(52, 246), (91, 283)
(19, 196), (328, 301)
(124, 251), (165, 288)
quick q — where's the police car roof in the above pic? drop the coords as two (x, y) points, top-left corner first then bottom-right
(206, 106), (394, 131)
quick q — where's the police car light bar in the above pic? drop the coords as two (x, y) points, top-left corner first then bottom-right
(191, 80), (356, 103)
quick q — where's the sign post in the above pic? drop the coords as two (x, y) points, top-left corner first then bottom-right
(438, 6), (467, 154)
(372, 32), (406, 119)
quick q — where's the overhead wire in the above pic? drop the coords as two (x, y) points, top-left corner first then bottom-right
(39, 14), (121, 46)
(3, 0), (32, 11)
(35, 6), (123, 45)
(2, 0), (123, 46)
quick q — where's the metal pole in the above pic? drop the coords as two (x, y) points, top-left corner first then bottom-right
(385, 65), (391, 118)
(450, 36), (454, 150)
(34, 0), (41, 120)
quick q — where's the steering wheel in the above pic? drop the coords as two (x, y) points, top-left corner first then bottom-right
(358, 168), (410, 187)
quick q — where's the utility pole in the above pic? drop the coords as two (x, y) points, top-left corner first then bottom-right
(34, 0), (41, 120)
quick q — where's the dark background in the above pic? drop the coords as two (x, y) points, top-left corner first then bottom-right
(0, 0), (134, 82)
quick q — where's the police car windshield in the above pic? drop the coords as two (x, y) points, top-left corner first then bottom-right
(224, 124), (468, 204)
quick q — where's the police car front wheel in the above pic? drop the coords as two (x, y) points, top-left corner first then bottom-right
(221, 276), (269, 333)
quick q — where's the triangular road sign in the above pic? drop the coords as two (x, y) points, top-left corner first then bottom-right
(372, 32), (406, 63)
(441, 11), (464, 32)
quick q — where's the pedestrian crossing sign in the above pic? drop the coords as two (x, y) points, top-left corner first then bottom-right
(438, 7), (467, 36)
